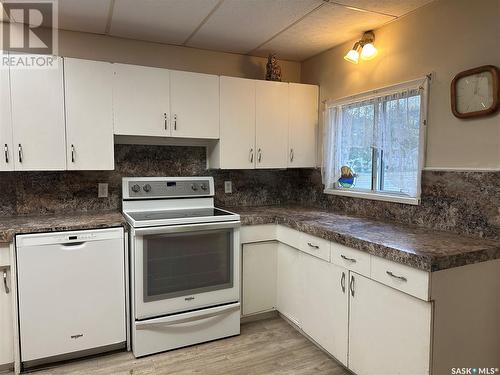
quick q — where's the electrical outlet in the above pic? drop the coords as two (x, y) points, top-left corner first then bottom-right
(224, 181), (232, 194)
(98, 183), (108, 198)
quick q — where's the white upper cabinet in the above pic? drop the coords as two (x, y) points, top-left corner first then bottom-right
(348, 273), (432, 375)
(170, 70), (220, 139)
(302, 255), (349, 366)
(288, 83), (318, 168)
(255, 80), (289, 169)
(0, 61), (13, 171)
(216, 76), (256, 169)
(113, 63), (170, 137)
(10, 56), (66, 171)
(64, 58), (114, 170)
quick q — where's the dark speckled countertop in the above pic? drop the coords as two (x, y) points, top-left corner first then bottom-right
(230, 206), (500, 272)
(0, 211), (126, 243)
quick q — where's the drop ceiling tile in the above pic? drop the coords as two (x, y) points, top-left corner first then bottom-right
(187, 0), (323, 54)
(333, 0), (435, 17)
(110, 0), (220, 45)
(58, 0), (111, 33)
(255, 3), (393, 61)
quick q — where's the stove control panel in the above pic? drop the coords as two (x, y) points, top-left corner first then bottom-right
(123, 177), (214, 199)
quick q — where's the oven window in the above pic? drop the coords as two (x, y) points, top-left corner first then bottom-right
(143, 229), (233, 302)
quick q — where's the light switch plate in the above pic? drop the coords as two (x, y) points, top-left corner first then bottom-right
(98, 183), (108, 198)
(224, 181), (232, 194)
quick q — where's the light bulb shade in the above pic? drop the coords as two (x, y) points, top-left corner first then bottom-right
(344, 49), (359, 64)
(360, 43), (377, 60)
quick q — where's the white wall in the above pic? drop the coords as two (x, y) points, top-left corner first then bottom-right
(301, 0), (500, 170)
(0, 25), (301, 82)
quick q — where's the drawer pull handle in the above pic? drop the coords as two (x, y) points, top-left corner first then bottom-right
(340, 271), (346, 293)
(386, 271), (407, 282)
(307, 242), (319, 249)
(349, 274), (355, 297)
(2, 269), (9, 294)
(341, 254), (357, 263)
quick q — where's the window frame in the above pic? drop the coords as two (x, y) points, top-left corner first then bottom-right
(323, 78), (429, 206)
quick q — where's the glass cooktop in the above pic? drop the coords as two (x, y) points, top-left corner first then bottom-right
(128, 208), (234, 222)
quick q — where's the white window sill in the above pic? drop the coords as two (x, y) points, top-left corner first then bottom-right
(323, 188), (420, 206)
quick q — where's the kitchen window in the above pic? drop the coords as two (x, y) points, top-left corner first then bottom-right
(322, 78), (429, 205)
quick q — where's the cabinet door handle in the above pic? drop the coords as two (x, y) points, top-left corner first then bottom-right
(341, 271), (346, 293)
(341, 254), (357, 263)
(18, 144), (23, 163)
(173, 114), (177, 130)
(290, 148), (294, 162)
(257, 148), (262, 163)
(71, 144), (75, 163)
(307, 242), (319, 249)
(386, 271), (407, 282)
(249, 148), (254, 163)
(4, 144), (8, 164)
(349, 275), (355, 297)
(164, 112), (168, 130)
(2, 269), (9, 294)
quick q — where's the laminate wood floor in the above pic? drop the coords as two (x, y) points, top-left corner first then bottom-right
(16, 317), (350, 375)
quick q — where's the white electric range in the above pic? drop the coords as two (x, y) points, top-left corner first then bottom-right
(122, 177), (241, 358)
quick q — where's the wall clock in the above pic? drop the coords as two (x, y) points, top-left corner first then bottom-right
(451, 65), (499, 119)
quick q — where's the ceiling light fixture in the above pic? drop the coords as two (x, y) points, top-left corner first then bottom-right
(344, 31), (378, 64)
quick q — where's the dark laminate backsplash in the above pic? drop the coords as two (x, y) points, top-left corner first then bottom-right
(0, 144), (498, 240)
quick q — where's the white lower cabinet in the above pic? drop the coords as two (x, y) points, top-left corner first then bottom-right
(348, 273), (432, 375)
(242, 242), (277, 316)
(302, 254), (348, 366)
(276, 243), (303, 327)
(0, 244), (13, 368)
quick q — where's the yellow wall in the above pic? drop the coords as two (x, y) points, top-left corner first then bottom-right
(301, 0), (500, 170)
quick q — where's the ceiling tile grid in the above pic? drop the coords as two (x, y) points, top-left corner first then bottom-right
(186, 0), (323, 54)
(255, 2), (394, 61)
(3, 0), (436, 61)
(109, 0), (220, 45)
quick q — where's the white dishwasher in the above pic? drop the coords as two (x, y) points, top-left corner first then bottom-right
(16, 227), (126, 368)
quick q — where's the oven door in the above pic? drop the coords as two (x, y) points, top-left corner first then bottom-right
(133, 221), (240, 320)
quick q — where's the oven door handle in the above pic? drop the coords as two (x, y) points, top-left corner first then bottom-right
(133, 221), (240, 236)
(135, 302), (240, 330)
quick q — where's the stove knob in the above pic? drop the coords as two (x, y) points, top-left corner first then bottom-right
(191, 184), (199, 191)
(143, 184), (152, 193)
(131, 184), (141, 193)
(200, 184), (208, 191)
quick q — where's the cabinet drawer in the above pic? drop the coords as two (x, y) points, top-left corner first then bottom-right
(0, 244), (10, 267)
(297, 232), (330, 262)
(331, 243), (370, 277)
(371, 256), (429, 301)
(276, 225), (301, 249)
(240, 224), (276, 244)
